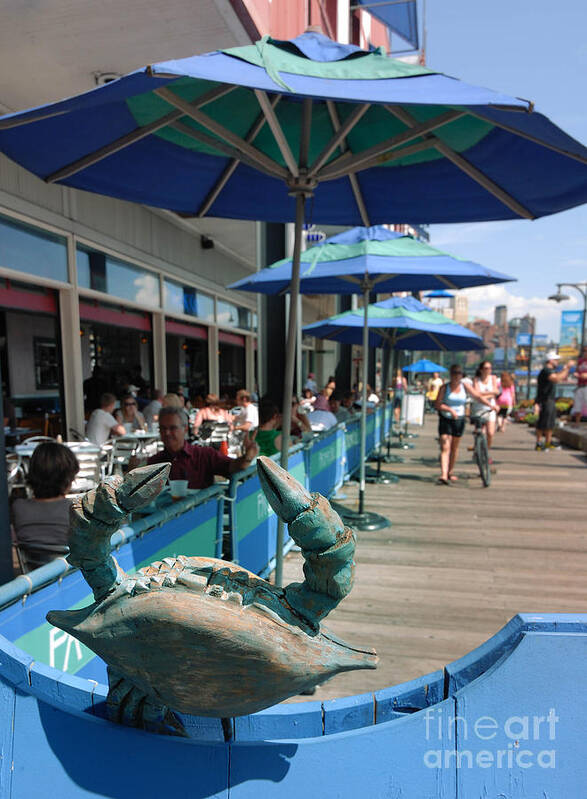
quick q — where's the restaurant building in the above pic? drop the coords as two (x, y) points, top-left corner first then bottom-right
(0, 0), (407, 436)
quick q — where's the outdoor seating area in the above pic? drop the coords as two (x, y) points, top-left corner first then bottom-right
(0, 3), (586, 796)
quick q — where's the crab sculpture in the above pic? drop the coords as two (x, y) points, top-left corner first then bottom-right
(47, 457), (377, 736)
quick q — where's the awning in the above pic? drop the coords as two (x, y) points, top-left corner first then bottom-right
(354, 0), (418, 50)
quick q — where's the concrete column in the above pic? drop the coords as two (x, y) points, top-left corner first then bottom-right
(208, 325), (219, 395)
(59, 286), (85, 437)
(152, 311), (167, 393)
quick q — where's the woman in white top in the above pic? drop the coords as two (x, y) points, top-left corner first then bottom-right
(471, 361), (500, 450)
(435, 364), (496, 485)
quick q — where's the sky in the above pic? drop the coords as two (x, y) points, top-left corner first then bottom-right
(417, 0), (587, 339)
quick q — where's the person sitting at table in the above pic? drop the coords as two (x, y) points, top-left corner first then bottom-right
(11, 442), (79, 570)
(192, 394), (232, 434)
(254, 401), (282, 457)
(307, 390), (337, 430)
(115, 393), (146, 433)
(290, 395), (312, 439)
(142, 389), (164, 428)
(147, 407), (257, 488)
(233, 389), (259, 433)
(86, 393), (126, 446)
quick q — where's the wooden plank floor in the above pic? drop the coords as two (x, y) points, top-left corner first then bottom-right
(283, 418), (587, 702)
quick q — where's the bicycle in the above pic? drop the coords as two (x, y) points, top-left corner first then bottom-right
(470, 409), (493, 487)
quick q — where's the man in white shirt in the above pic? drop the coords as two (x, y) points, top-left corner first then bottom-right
(233, 390), (259, 432)
(86, 393), (126, 446)
(308, 391), (337, 430)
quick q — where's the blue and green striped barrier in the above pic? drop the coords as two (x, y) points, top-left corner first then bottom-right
(305, 424), (345, 498)
(0, 485), (225, 683)
(228, 446), (307, 577)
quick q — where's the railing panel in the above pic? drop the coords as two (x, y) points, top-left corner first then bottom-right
(231, 448), (306, 575)
(306, 426), (344, 498)
(0, 488), (224, 684)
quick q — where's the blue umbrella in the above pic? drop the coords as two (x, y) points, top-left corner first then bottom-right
(303, 298), (482, 353)
(1, 30), (586, 547)
(230, 225), (515, 295)
(234, 227), (500, 518)
(404, 359), (449, 373)
(424, 290), (455, 299)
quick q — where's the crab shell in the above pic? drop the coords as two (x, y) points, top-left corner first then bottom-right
(47, 556), (377, 718)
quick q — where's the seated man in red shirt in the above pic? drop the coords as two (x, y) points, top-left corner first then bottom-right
(148, 406), (258, 488)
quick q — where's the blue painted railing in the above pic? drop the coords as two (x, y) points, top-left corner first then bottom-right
(0, 417), (385, 682)
(0, 614), (585, 797)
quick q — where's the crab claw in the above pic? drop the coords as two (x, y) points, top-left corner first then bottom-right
(257, 457), (357, 627)
(116, 464), (170, 513)
(257, 457), (345, 552)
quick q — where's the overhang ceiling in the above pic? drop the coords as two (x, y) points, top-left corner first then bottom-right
(0, 0), (260, 272)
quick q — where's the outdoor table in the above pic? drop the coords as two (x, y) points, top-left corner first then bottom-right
(14, 439), (101, 459)
(117, 431), (159, 452)
(4, 427), (35, 442)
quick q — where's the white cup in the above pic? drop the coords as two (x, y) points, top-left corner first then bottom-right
(169, 479), (189, 499)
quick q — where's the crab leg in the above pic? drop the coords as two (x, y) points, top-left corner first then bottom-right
(256, 457), (356, 629)
(68, 464), (170, 601)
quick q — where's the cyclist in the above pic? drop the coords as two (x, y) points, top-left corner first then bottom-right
(470, 361), (500, 452)
(435, 364), (497, 485)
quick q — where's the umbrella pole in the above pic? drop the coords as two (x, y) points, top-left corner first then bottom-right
(274, 191), (305, 588)
(358, 285), (369, 515)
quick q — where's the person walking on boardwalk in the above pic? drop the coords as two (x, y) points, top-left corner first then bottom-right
(535, 351), (575, 450)
(434, 365), (496, 485)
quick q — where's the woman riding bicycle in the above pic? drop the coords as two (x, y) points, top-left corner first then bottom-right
(471, 361), (500, 451)
(435, 364), (497, 485)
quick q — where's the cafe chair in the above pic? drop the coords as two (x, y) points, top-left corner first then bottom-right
(13, 541), (70, 574)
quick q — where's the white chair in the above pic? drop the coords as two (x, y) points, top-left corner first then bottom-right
(101, 437), (141, 477)
(66, 443), (102, 495)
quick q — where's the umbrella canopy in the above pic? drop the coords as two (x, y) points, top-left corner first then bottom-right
(403, 358), (448, 373)
(303, 297), (483, 352)
(1, 32), (586, 222)
(230, 225), (514, 295)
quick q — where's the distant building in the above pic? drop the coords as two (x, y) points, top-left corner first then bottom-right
(494, 305), (507, 328)
(518, 315), (536, 335)
(453, 294), (469, 326)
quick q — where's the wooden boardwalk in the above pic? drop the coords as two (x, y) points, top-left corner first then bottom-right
(284, 418), (587, 702)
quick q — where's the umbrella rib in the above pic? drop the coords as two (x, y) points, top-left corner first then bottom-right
(317, 109), (465, 180)
(254, 90), (299, 178)
(466, 109), (587, 166)
(44, 83), (237, 183)
(155, 86), (288, 180)
(308, 103), (371, 176)
(386, 105), (535, 219)
(325, 101), (371, 225)
(433, 275), (460, 290)
(170, 120), (284, 179)
(433, 140), (535, 219)
(195, 95), (281, 217)
(427, 331), (449, 351)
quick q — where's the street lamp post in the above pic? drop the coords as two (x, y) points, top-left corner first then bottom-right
(548, 282), (587, 354)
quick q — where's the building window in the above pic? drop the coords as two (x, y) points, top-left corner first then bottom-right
(77, 244), (160, 306)
(163, 278), (215, 322)
(0, 214), (68, 282)
(217, 299), (256, 330)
